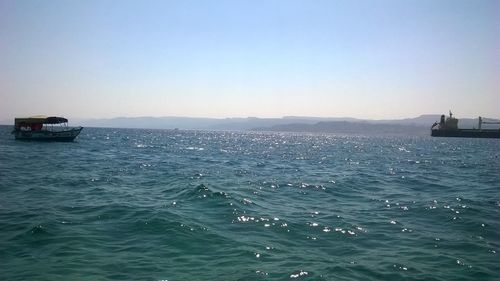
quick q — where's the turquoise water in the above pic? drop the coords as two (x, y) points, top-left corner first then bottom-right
(0, 126), (499, 280)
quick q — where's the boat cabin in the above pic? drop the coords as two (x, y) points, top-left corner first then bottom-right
(14, 116), (69, 131)
(437, 112), (458, 130)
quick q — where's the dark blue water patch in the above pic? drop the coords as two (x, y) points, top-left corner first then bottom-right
(0, 126), (499, 280)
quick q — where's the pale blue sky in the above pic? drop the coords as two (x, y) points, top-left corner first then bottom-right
(1, 0), (499, 119)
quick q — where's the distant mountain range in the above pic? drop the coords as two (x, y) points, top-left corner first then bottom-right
(253, 115), (495, 136)
(2, 115), (496, 136)
(74, 115), (442, 130)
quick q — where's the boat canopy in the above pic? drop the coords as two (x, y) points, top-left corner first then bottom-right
(14, 116), (69, 127)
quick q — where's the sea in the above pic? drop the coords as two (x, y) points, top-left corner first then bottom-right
(0, 126), (499, 281)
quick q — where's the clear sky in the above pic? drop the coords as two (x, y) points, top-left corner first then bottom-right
(1, 0), (499, 120)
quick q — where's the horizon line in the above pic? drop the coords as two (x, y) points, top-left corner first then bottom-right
(3, 113), (498, 124)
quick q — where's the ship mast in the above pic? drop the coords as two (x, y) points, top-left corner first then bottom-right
(478, 116), (500, 130)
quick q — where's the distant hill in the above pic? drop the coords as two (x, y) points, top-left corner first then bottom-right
(252, 115), (500, 135)
(280, 115), (442, 126)
(252, 121), (430, 136)
(77, 116), (321, 130)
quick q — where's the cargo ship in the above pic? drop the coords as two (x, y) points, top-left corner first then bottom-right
(431, 112), (500, 138)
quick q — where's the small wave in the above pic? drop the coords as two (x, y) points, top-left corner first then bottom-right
(192, 184), (230, 199)
(29, 224), (49, 236)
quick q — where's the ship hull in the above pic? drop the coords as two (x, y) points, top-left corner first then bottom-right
(431, 129), (500, 138)
(13, 127), (83, 142)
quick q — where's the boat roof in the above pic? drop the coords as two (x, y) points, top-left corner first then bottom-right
(15, 116), (68, 125)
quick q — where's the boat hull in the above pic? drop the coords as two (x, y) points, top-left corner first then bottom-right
(431, 129), (500, 138)
(13, 127), (83, 142)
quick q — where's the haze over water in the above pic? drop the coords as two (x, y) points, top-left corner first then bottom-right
(1, 127), (499, 280)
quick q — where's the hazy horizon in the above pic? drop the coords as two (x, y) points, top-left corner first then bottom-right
(1, 0), (499, 120)
(1, 112), (494, 125)
(1, 112), (499, 123)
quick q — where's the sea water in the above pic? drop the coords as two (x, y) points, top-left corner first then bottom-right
(0, 126), (498, 280)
